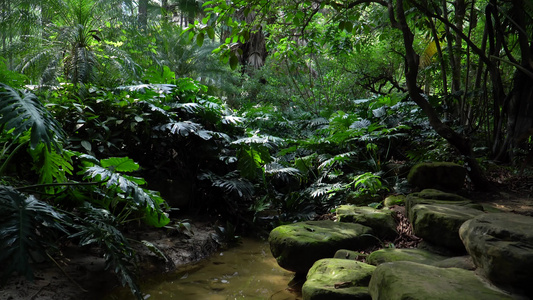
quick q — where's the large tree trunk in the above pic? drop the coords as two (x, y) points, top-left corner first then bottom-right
(501, 0), (533, 160)
(390, 0), (488, 188)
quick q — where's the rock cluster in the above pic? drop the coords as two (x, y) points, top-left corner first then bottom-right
(269, 186), (532, 299)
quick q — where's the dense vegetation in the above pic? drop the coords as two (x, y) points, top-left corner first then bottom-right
(1, 0), (532, 298)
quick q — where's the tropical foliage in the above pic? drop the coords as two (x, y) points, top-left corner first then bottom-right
(1, 0), (532, 298)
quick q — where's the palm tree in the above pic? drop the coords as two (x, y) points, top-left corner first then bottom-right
(11, 0), (138, 86)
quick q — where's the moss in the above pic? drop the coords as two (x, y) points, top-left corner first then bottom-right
(369, 261), (515, 300)
(303, 259), (375, 300)
(336, 205), (398, 239)
(383, 195), (405, 207)
(366, 248), (447, 266)
(268, 221), (375, 273)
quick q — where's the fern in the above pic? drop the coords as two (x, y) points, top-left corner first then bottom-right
(0, 186), (67, 281)
(0, 83), (65, 150)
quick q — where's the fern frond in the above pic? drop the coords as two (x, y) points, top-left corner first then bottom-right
(0, 84), (65, 151)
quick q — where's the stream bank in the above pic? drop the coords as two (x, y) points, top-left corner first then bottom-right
(0, 220), (219, 300)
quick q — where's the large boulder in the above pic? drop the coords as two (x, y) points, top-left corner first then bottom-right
(336, 205), (397, 239)
(460, 213), (533, 296)
(407, 162), (467, 191)
(431, 255), (476, 270)
(269, 221), (375, 274)
(409, 204), (484, 252)
(369, 261), (515, 300)
(366, 248), (447, 266)
(302, 258), (375, 300)
(405, 189), (483, 218)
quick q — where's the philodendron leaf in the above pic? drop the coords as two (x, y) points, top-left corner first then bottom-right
(0, 83), (65, 151)
(100, 157), (139, 172)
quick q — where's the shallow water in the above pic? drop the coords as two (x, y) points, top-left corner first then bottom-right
(104, 238), (301, 300)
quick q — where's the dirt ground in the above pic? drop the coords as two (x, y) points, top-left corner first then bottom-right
(2, 173), (533, 300)
(0, 221), (219, 300)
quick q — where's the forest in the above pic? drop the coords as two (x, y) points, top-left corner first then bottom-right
(1, 0), (532, 299)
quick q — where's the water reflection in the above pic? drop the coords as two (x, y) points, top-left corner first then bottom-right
(105, 238), (301, 300)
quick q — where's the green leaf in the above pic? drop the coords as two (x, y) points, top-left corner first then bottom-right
(0, 186), (67, 281)
(140, 240), (169, 262)
(29, 144), (73, 184)
(197, 32), (205, 47)
(207, 27), (215, 39)
(81, 140), (92, 151)
(100, 157), (139, 172)
(0, 84), (65, 151)
(229, 53), (239, 70)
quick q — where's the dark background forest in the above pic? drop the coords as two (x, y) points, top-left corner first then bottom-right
(1, 0), (532, 298)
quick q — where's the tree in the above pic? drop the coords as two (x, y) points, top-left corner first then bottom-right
(3, 0), (139, 86)
(189, 0), (533, 188)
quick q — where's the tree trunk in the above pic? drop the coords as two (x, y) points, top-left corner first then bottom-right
(138, 0), (148, 29)
(391, 0), (488, 188)
(501, 0), (533, 160)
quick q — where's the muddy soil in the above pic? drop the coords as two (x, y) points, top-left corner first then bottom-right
(0, 221), (218, 300)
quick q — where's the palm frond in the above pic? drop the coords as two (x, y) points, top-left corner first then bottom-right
(0, 84), (65, 150)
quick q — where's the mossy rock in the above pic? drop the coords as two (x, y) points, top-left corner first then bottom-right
(369, 261), (516, 300)
(269, 221), (375, 274)
(366, 248), (447, 266)
(405, 190), (483, 219)
(303, 258), (375, 300)
(431, 255), (475, 270)
(334, 249), (367, 260)
(383, 195), (405, 207)
(407, 162), (467, 191)
(409, 204), (484, 252)
(336, 205), (398, 239)
(414, 189), (469, 201)
(346, 192), (382, 206)
(460, 213), (533, 297)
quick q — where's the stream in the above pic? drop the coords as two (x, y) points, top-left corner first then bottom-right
(104, 238), (301, 300)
